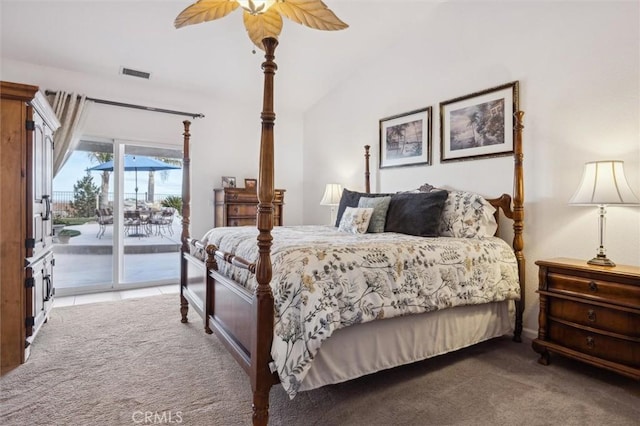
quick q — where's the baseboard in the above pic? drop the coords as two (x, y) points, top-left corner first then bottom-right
(522, 327), (536, 341)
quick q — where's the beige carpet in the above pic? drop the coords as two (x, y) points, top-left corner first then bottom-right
(1, 294), (638, 426)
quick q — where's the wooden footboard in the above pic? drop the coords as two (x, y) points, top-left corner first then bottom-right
(204, 244), (280, 387)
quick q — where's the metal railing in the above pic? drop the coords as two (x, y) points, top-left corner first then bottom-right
(52, 191), (178, 214)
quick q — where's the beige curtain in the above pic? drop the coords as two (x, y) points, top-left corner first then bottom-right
(49, 91), (93, 176)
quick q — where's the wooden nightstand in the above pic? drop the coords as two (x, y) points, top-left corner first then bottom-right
(532, 258), (640, 379)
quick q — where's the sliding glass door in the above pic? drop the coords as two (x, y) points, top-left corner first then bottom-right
(121, 144), (182, 285)
(53, 140), (182, 296)
(52, 140), (114, 295)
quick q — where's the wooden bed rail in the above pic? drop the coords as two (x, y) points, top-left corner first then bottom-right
(205, 244), (256, 274)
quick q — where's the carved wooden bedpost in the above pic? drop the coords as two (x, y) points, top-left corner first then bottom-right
(513, 111), (525, 342)
(252, 37), (278, 426)
(204, 245), (217, 335)
(364, 145), (371, 193)
(180, 120), (191, 323)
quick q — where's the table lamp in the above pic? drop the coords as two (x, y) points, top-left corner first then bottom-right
(569, 160), (639, 266)
(320, 183), (343, 225)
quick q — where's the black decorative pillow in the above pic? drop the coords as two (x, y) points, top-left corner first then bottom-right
(384, 191), (449, 237)
(334, 188), (392, 227)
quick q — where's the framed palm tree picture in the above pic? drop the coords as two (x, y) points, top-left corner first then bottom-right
(440, 81), (519, 163)
(379, 107), (432, 169)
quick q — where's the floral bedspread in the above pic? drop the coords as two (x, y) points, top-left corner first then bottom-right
(198, 225), (520, 398)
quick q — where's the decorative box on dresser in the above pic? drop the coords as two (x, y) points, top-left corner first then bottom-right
(532, 258), (640, 380)
(214, 187), (285, 227)
(1, 81), (60, 375)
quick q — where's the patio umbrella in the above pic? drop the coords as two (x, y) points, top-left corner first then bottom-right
(88, 155), (180, 206)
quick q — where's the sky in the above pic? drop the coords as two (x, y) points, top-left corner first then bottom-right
(53, 151), (182, 200)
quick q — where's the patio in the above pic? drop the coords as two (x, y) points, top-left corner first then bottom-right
(53, 219), (183, 293)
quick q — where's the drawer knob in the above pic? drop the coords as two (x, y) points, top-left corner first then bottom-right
(588, 281), (598, 292)
(587, 309), (596, 322)
(232, 207), (239, 213)
(586, 336), (595, 349)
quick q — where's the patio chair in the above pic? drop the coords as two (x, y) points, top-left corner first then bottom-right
(96, 208), (113, 239)
(149, 208), (175, 237)
(124, 210), (146, 237)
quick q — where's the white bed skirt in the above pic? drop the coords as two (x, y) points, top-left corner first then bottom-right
(299, 301), (513, 392)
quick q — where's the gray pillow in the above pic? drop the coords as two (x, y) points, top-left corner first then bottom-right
(358, 196), (391, 233)
(334, 188), (392, 227)
(384, 191), (449, 237)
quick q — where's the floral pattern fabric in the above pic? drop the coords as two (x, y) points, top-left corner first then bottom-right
(438, 190), (498, 238)
(199, 225), (520, 398)
(338, 206), (373, 234)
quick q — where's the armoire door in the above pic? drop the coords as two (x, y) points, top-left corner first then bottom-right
(26, 106), (55, 260)
(24, 251), (54, 341)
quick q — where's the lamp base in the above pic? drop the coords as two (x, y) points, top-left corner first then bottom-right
(587, 255), (616, 267)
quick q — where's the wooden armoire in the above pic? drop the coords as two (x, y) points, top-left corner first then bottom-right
(1, 81), (60, 375)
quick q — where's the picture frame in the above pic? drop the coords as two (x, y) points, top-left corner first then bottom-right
(244, 178), (257, 190)
(221, 176), (236, 188)
(379, 107), (432, 169)
(440, 81), (519, 163)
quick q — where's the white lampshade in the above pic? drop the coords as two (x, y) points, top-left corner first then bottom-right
(320, 183), (343, 206)
(569, 161), (640, 206)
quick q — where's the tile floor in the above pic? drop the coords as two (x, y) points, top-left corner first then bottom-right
(53, 284), (180, 307)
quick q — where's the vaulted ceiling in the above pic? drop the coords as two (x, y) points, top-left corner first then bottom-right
(1, 1), (440, 112)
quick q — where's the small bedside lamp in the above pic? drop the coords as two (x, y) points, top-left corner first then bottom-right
(320, 183), (343, 225)
(569, 160), (639, 266)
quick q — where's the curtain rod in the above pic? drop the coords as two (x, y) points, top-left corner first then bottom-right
(45, 90), (205, 119)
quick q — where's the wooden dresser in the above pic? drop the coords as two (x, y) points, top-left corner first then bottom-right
(214, 187), (285, 227)
(532, 258), (640, 380)
(1, 81), (60, 375)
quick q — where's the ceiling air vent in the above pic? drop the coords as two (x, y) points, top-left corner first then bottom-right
(120, 67), (151, 80)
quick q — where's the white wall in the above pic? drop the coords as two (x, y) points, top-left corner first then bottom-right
(1, 58), (304, 238)
(302, 1), (640, 336)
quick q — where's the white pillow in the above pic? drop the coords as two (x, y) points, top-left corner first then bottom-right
(338, 207), (374, 234)
(438, 190), (498, 238)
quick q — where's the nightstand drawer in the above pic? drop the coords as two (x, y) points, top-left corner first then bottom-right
(547, 272), (640, 307)
(224, 190), (285, 203)
(228, 218), (256, 227)
(227, 205), (257, 217)
(548, 321), (640, 367)
(548, 298), (640, 337)
(225, 192), (257, 202)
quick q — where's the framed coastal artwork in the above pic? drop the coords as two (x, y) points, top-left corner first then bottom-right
(440, 81), (519, 163)
(379, 107), (432, 169)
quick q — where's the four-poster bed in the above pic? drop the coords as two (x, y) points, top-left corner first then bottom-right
(174, 0), (524, 425)
(172, 4), (523, 425)
(177, 60), (525, 423)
